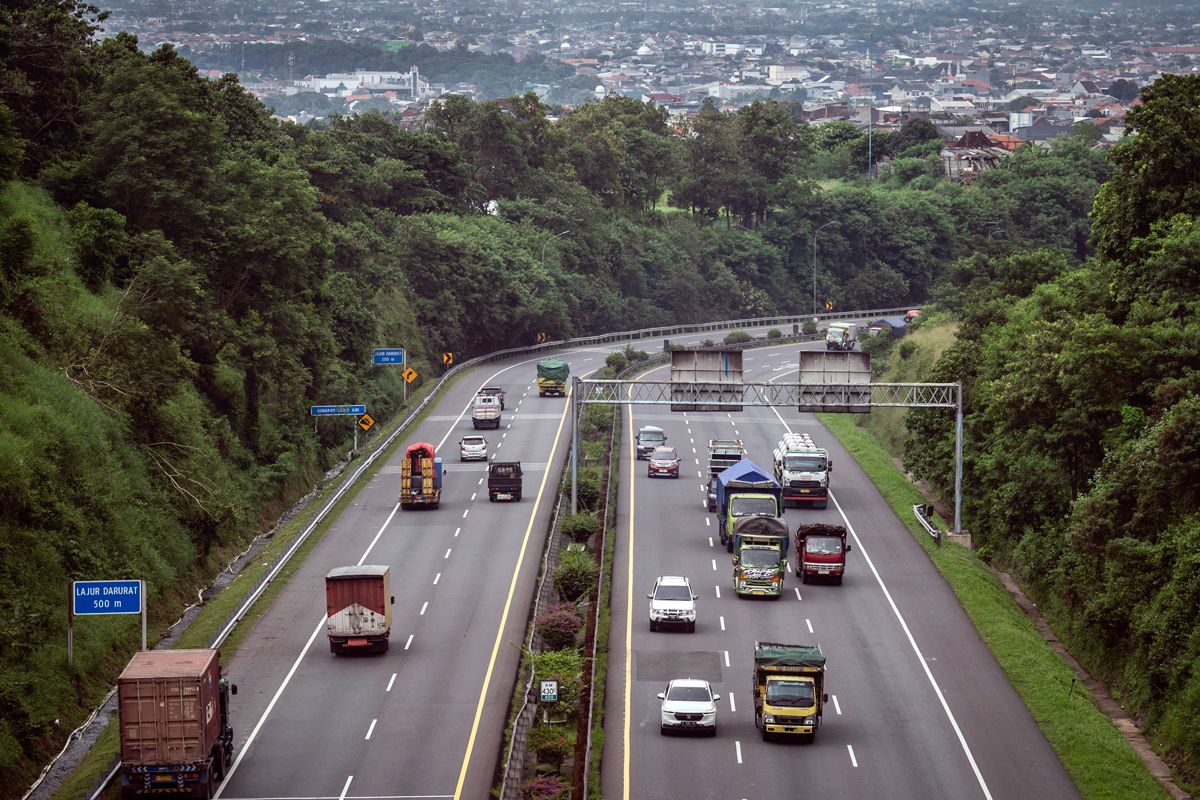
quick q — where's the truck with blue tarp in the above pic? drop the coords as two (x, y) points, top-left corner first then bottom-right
(714, 459), (783, 552)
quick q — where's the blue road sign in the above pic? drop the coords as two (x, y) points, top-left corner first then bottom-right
(73, 580), (142, 615)
(373, 348), (405, 365)
(310, 405), (367, 416)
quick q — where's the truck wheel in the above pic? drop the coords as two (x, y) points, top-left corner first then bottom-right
(834, 575), (843, 586)
(761, 727), (771, 742)
(725, 539), (733, 553)
(377, 639), (390, 654)
(802, 732), (816, 744)
(801, 573), (810, 585)
(330, 642), (342, 655)
(816, 501), (828, 509)
(515, 492), (522, 501)
(489, 493), (496, 502)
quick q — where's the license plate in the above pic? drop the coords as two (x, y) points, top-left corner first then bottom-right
(153, 775), (175, 783)
(798, 489), (811, 494)
(498, 493), (512, 500)
(681, 721), (697, 727)
(349, 638), (368, 646)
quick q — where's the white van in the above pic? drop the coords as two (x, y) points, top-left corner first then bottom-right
(472, 394), (501, 429)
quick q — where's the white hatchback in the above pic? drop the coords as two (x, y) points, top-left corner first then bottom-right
(459, 435), (488, 461)
(658, 678), (720, 736)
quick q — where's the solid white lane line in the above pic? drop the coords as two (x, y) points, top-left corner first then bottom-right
(404, 634), (413, 650)
(829, 494), (994, 798)
(794, 588), (802, 601)
(420, 602), (429, 616)
(833, 695), (842, 715)
(720, 616), (726, 631)
(715, 585), (721, 599)
(729, 692), (736, 712)
(365, 719), (377, 740)
(434, 573), (441, 585)
(386, 673), (397, 692)
(338, 775), (353, 800)
(735, 741), (743, 764)
(724, 650), (730, 668)
(806, 618), (814, 634)
(848, 745), (858, 768)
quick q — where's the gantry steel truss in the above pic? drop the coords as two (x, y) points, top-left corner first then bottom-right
(570, 377), (964, 542)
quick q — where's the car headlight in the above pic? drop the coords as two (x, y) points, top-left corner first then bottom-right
(803, 716), (815, 725)
(762, 715), (775, 724)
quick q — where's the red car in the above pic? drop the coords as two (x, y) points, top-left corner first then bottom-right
(648, 447), (681, 478)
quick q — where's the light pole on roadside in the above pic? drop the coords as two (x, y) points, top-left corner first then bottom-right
(812, 221), (836, 317)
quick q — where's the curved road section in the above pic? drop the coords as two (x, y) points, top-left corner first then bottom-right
(602, 342), (1079, 800)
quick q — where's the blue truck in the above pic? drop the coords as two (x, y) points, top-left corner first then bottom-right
(715, 459), (784, 552)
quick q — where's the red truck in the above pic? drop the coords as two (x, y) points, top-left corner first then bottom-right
(794, 523), (852, 585)
(117, 649), (237, 799)
(326, 565), (395, 654)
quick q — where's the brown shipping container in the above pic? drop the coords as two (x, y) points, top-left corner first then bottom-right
(118, 649), (222, 766)
(326, 565), (391, 621)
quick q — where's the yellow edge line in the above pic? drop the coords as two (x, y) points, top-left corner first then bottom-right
(453, 376), (577, 799)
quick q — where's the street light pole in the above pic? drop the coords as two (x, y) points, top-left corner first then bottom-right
(541, 229), (570, 264)
(812, 221), (836, 317)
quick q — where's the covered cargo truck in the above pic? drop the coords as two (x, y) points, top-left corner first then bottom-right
(488, 461), (523, 501)
(326, 565), (394, 654)
(536, 358), (569, 397)
(795, 523), (851, 585)
(117, 649), (237, 799)
(714, 459), (783, 552)
(752, 641), (827, 743)
(705, 439), (745, 511)
(731, 516), (789, 598)
(399, 441), (443, 509)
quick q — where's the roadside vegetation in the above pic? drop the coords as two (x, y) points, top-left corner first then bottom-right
(3, 0), (1191, 792)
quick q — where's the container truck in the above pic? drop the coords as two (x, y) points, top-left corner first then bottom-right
(706, 439), (745, 511)
(471, 394), (501, 429)
(536, 358), (569, 397)
(772, 433), (832, 508)
(488, 461), (523, 501)
(714, 459), (783, 552)
(117, 649), (237, 799)
(326, 565), (395, 654)
(731, 516), (789, 598)
(752, 641), (827, 743)
(399, 441), (443, 509)
(795, 523), (852, 585)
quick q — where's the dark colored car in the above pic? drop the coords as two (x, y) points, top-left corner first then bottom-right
(636, 426), (667, 459)
(648, 446), (681, 478)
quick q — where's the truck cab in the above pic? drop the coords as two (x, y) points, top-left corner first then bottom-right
(753, 641), (827, 743)
(795, 523), (851, 585)
(773, 433), (831, 508)
(825, 322), (858, 351)
(731, 516), (789, 597)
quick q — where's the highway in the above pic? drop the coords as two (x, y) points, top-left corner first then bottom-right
(213, 329), (746, 800)
(601, 342), (1080, 800)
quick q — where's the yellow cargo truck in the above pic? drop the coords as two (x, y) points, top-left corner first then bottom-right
(752, 641), (826, 742)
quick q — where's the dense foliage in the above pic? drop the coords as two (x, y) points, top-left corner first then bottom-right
(0, 0), (1116, 790)
(903, 74), (1200, 786)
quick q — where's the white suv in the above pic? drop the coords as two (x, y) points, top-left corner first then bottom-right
(658, 678), (720, 736)
(459, 435), (488, 461)
(647, 576), (697, 632)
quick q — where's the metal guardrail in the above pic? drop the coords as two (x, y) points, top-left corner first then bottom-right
(43, 304), (912, 800)
(913, 504), (941, 545)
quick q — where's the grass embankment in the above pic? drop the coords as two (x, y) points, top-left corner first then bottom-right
(820, 331), (1166, 796)
(51, 373), (458, 800)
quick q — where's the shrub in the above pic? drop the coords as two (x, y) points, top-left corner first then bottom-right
(766, 328), (782, 339)
(623, 346), (649, 364)
(898, 340), (917, 360)
(723, 330), (752, 344)
(574, 467), (603, 512)
(528, 724), (575, 768)
(604, 351), (627, 372)
(554, 549), (598, 601)
(802, 319), (818, 335)
(521, 773), (569, 800)
(562, 512), (600, 543)
(535, 602), (583, 650)
(701, 338), (716, 348)
(534, 648), (584, 706)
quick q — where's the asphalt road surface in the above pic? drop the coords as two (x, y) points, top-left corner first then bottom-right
(600, 342), (1080, 800)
